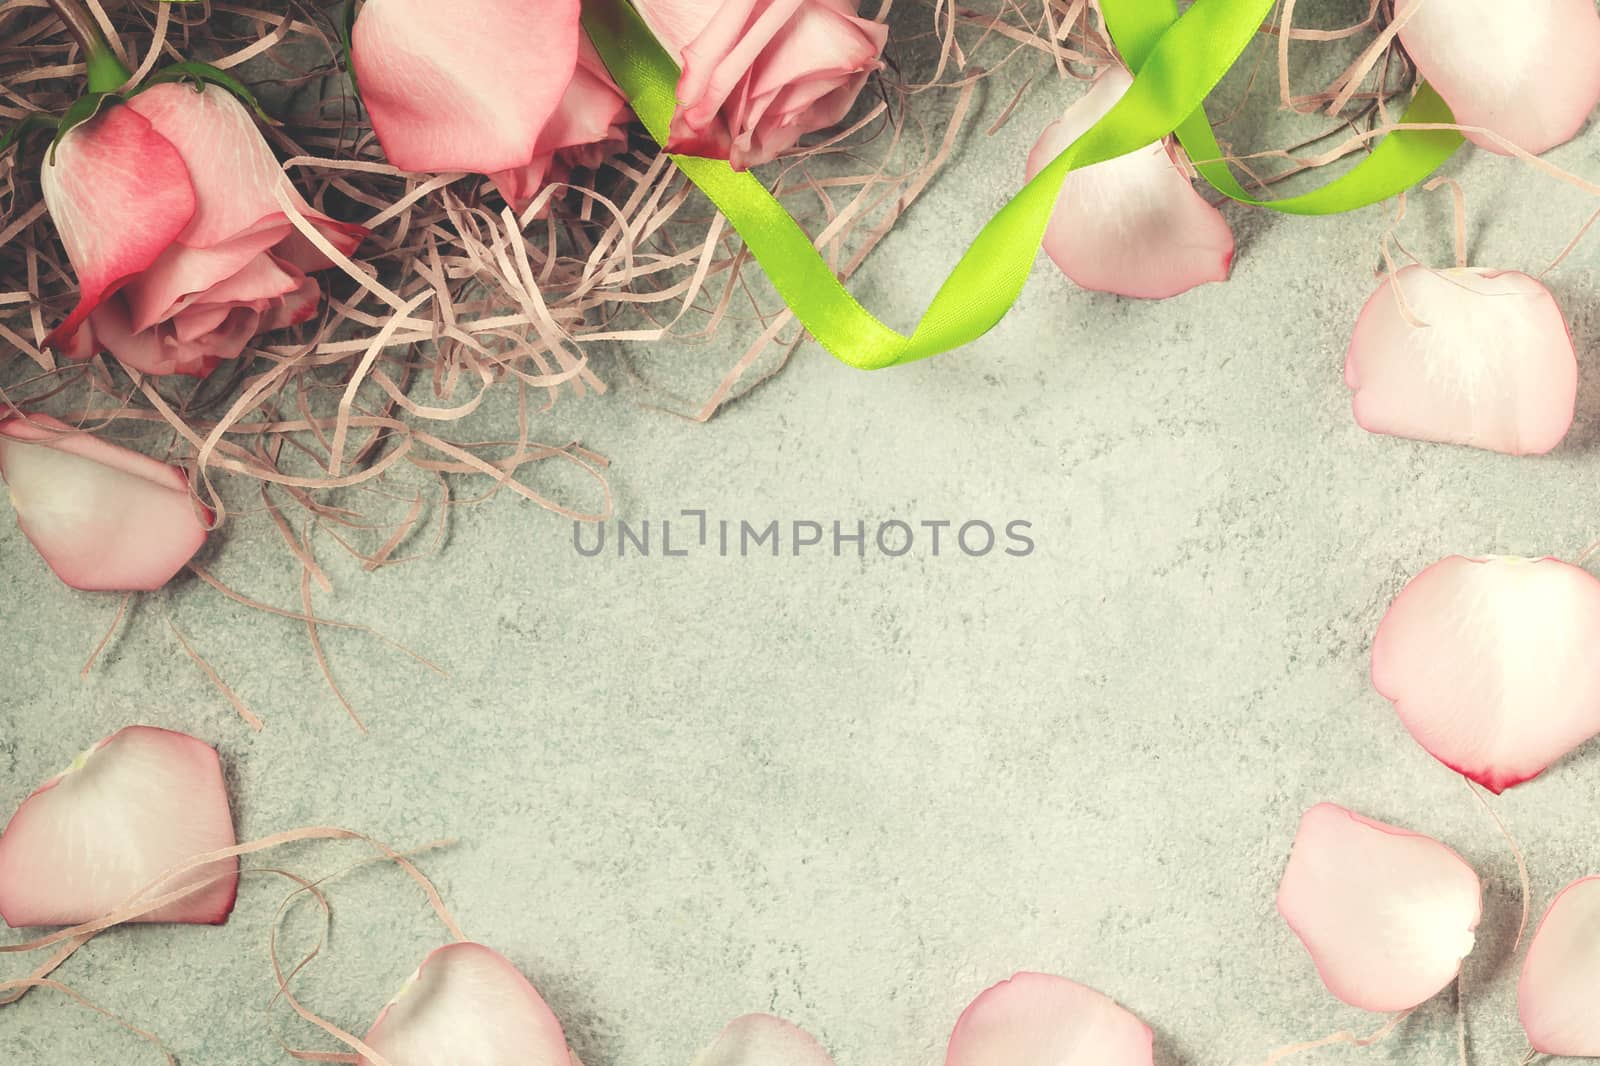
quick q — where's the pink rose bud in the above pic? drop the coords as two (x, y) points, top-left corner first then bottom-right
(0, 414), (212, 592)
(41, 85), (367, 378)
(351, 0), (629, 214)
(635, 0), (888, 170)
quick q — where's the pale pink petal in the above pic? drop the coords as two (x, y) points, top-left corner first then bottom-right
(945, 973), (1154, 1066)
(124, 84), (367, 273)
(121, 224), (290, 332)
(351, 0), (580, 175)
(1277, 804), (1480, 1012)
(40, 103), (196, 352)
(1027, 67), (1234, 300)
(0, 414), (211, 591)
(1520, 877), (1600, 1057)
(0, 726), (238, 927)
(696, 1015), (839, 1066)
(1371, 555), (1600, 792)
(359, 942), (570, 1066)
(1398, 0), (1600, 156)
(1346, 266), (1576, 455)
(86, 296), (260, 379)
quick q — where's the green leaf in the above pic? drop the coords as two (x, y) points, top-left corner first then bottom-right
(336, 0), (362, 106)
(0, 112), (61, 158)
(140, 60), (277, 126)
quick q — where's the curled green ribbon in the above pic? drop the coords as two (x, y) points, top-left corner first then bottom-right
(582, 0), (1462, 369)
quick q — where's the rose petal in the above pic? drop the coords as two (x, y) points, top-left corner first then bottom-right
(697, 1015), (839, 1066)
(40, 103), (196, 352)
(1372, 555), (1600, 792)
(0, 726), (238, 927)
(1398, 0), (1600, 156)
(351, 0), (580, 176)
(359, 942), (570, 1066)
(1520, 877), (1600, 1057)
(1277, 804), (1480, 1012)
(1026, 66), (1233, 300)
(0, 414), (211, 591)
(945, 972), (1154, 1066)
(1346, 266), (1576, 455)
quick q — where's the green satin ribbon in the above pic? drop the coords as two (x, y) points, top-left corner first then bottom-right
(582, 0), (1462, 369)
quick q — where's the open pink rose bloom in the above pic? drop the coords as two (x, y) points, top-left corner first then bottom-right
(1277, 804), (1480, 1013)
(0, 725), (239, 927)
(42, 84), (366, 378)
(1346, 266), (1577, 455)
(0, 413), (210, 591)
(636, 0), (888, 169)
(1397, 0), (1600, 156)
(1028, 67), (1234, 300)
(352, 0), (630, 213)
(1372, 555), (1600, 792)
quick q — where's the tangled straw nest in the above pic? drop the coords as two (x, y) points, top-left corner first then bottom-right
(0, 0), (1430, 580)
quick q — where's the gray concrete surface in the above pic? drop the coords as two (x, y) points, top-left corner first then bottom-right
(3, 3), (1600, 1064)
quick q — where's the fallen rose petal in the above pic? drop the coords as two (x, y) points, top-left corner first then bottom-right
(0, 726), (238, 927)
(697, 1014), (839, 1066)
(1372, 555), (1600, 792)
(39, 102), (196, 351)
(1398, 0), (1600, 156)
(0, 414), (210, 592)
(1520, 877), (1600, 1057)
(1345, 266), (1577, 455)
(1026, 66), (1233, 300)
(1277, 804), (1480, 1012)
(945, 972), (1154, 1066)
(359, 942), (570, 1066)
(351, 0), (580, 177)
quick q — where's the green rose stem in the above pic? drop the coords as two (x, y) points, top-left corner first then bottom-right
(43, 0), (132, 93)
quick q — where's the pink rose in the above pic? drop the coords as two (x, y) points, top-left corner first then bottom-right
(42, 84), (366, 378)
(352, 0), (630, 214)
(0, 414), (211, 591)
(634, 0), (888, 170)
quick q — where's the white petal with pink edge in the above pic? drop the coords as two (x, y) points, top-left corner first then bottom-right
(1371, 555), (1600, 793)
(351, 0), (580, 176)
(1520, 876), (1600, 1057)
(697, 1014), (839, 1066)
(359, 942), (571, 1066)
(40, 102), (195, 351)
(1398, 0), (1600, 156)
(1027, 66), (1233, 300)
(945, 972), (1154, 1066)
(0, 726), (238, 928)
(1276, 804), (1480, 1012)
(1345, 266), (1576, 455)
(0, 414), (211, 592)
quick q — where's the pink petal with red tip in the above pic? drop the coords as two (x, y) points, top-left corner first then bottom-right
(1372, 555), (1600, 792)
(1027, 66), (1233, 300)
(0, 414), (210, 591)
(1398, 0), (1600, 156)
(351, 0), (580, 176)
(697, 1015), (839, 1066)
(1277, 804), (1480, 1012)
(0, 726), (238, 928)
(40, 103), (195, 351)
(359, 942), (570, 1066)
(945, 972), (1154, 1066)
(1520, 877), (1600, 1057)
(1346, 266), (1576, 455)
